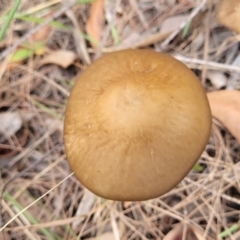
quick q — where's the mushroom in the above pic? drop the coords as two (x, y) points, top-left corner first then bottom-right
(217, 0), (240, 34)
(64, 49), (212, 201)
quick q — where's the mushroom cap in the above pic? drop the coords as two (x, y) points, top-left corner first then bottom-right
(64, 49), (212, 201)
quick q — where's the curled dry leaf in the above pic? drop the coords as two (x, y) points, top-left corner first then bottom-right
(190, 226), (206, 240)
(207, 90), (240, 144)
(29, 11), (53, 43)
(86, 0), (104, 48)
(0, 112), (23, 142)
(39, 50), (77, 68)
(217, 0), (240, 34)
(45, 118), (63, 134)
(206, 71), (227, 89)
(29, 23), (51, 43)
(163, 224), (206, 240)
(86, 232), (115, 240)
(161, 15), (189, 35)
(72, 189), (94, 230)
(163, 224), (185, 240)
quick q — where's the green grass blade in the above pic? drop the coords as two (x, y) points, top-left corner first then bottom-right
(10, 48), (34, 62)
(3, 191), (62, 240)
(110, 26), (120, 45)
(193, 164), (203, 172)
(218, 221), (240, 239)
(77, 0), (94, 4)
(17, 15), (70, 30)
(30, 98), (63, 119)
(0, 0), (21, 41)
(25, 192), (78, 239)
(181, 20), (191, 40)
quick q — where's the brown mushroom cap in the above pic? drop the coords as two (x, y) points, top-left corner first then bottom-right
(64, 49), (212, 201)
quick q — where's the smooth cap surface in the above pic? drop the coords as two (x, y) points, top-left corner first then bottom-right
(64, 49), (212, 201)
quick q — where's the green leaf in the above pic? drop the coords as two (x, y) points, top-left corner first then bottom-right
(10, 48), (33, 62)
(77, 0), (94, 4)
(193, 164), (203, 172)
(110, 26), (120, 45)
(181, 20), (191, 39)
(3, 191), (60, 240)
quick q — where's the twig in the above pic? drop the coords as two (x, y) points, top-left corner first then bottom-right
(201, 6), (211, 85)
(0, 0), (77, 61)
(174, 54), (240, 73)
(159, 0), (207, 51)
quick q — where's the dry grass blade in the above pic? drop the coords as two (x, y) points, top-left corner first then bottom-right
(66, 9), (91, 65)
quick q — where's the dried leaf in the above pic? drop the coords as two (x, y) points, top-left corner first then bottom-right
(72, 189), (94, 230)
(86, 232), (115, 240)
(161, 15), (189, 35)
(163, 224), (184, 240)
(39, 50), (77, 68)
(207, 90), (240, 143)
(45, 118), (63, 134)
(30, 24), (51, 43)
(163, 224), (205, 240)
(206, 71), (227, 89)
(190, 226), (206, 240)
(123, 201), (132, 208)
(0, 112), (23, 142)
(29, 13), (53, 43)
(217, 0), (240, 34)
(86, 0), (104, 48)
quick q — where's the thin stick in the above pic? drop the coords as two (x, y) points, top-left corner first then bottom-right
(174, 55), (240, 73)
(201, 5), (211, 85)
